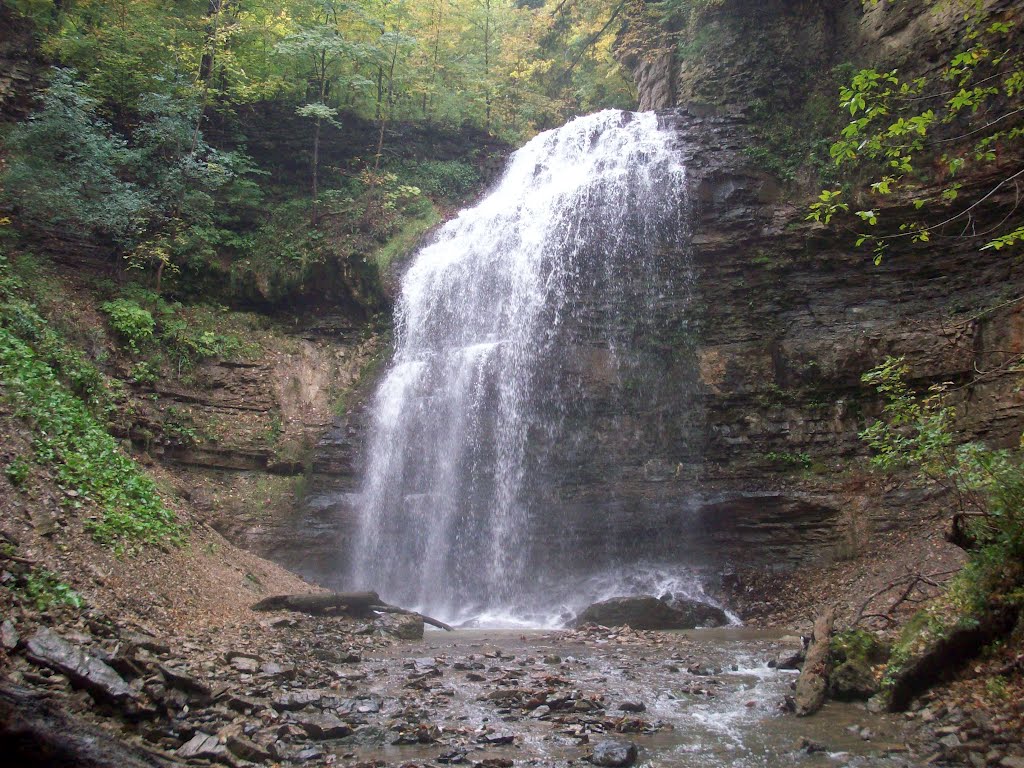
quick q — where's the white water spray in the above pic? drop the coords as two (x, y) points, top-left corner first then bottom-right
(351, 110), (691, 623)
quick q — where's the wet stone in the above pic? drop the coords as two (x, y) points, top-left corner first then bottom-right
(589, 739), (638, 767)
(479, 732), (515, 745)
(793, 736), (827, 754)
(294, 746), (326, 762)
(618, 700), (646, 713)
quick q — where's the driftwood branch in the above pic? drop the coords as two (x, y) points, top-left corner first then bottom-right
(250, 592), (453, 632)
(369, 604), (454, 632)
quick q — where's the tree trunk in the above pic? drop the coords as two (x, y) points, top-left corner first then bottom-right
(250, 591), (454, 631)
(795, 608), (836, 717)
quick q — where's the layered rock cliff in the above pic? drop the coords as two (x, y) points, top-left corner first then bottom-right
(284, 0), (1024, 598)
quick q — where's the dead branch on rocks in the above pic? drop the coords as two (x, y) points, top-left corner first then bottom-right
(852, 569), (958, 628)
(250, 591), (454, 631)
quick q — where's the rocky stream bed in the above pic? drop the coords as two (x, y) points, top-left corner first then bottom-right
(8, 601), (1013, 768)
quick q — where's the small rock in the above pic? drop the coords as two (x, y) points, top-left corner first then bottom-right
(939, 733), (961, 749)
(375, 613), (424, 640)
(999, 757), (1024, 768)
(177, 732), (227, 760)
(261, 661), (296, 678)
(297, 712), (353, 740)
(771, 646), (805, 670)
(158, 663), (212, 699)
(793, 736), (826, 754)
(226, 694), (267, 713)
(123, 632), (170, 655)
(231, 656), (260, 673)
(866, 694), (886, 714)
(293, 746), (325, 762)
(437, 749), (468, 764)
(225, 733), (272, 762)
(1, 620), (19, 651)
(479, 732), (515, 745)
(589, 739), (638, 767)
(273, 689), (323, 711)
(618, 701), (645, 713)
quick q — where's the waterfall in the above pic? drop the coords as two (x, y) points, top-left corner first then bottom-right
(351, 110), (692, 625)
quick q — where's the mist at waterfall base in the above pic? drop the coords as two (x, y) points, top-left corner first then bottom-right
(348, 109), (717, 628)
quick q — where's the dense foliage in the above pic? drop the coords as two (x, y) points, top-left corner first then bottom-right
(0, 254), (184, 551)
(808, 0), (1024, 263)
(0, 0), (674, 299)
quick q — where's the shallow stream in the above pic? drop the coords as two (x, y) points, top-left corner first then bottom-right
(335, 627), (921, 768)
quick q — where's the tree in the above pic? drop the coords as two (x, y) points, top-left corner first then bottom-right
(807, 0), (1024, 263)
(2, 69), (148, 244)
(276, 2), (378, 224)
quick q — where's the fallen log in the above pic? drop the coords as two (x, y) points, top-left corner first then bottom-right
(250, 592), (453, 631)
(794, 607), (836, 717)
(0, 682), (174, 767)
(251, 591), (382, 616)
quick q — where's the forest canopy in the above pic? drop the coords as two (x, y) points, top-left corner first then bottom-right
(4, 0), (648, 139)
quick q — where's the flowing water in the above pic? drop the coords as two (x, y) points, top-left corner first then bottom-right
(351, 110), (696, 624)
(335, 628), (919, 768)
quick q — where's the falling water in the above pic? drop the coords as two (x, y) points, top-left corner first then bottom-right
(351, 110), (692, 624)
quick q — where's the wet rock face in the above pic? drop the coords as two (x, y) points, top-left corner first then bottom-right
(574, 596), (728, 630)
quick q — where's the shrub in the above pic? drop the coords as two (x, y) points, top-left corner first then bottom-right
(0, 326), (183, 550)
(100, 298), (155, 353)
(21, 569), (84, 611)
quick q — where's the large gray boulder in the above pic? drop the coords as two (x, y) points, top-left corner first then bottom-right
(573, 595), (728, 630)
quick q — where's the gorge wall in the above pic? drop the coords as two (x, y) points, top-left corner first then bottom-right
(276, 0), (1024, 599)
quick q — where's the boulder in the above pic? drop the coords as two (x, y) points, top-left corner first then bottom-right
(827, 629), (888, 701)
(573, 595), (728, 630)
(828, 659), (877, 701)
